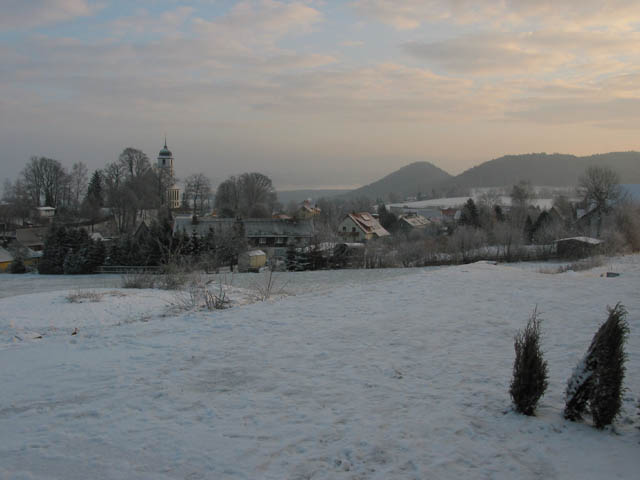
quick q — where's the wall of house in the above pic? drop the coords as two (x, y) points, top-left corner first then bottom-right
(338, 217), (367, 242)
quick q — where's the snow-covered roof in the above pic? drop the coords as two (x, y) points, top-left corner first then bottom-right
(554, 236), (603, 245)
(0, 247), (13, 263)
(399, 214), (431, 228)
(245, 250), (266, 257)
(345, 213), (390, 237)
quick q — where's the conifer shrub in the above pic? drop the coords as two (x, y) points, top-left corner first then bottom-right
(564, 303), (629, 429)
(510, 307), (549, 415)
(9, 256), (27, 274)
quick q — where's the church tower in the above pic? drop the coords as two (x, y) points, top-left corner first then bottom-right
(157, 138), (180, 209)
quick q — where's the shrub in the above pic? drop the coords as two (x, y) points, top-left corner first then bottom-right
(564, 303), (629, 428)
(510, 308), (549, 415)
(9, 257), (27, 274)
(121, 272), (156, 289)
(66, 289), (103, 303)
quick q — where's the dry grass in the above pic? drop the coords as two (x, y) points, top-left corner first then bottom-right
(66, 290), (103, 303)
(539, 256), (605, 274)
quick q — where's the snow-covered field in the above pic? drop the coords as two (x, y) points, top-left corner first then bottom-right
(1, 258), (639, 479)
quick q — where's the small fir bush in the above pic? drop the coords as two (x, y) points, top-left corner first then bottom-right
(510, 307), (549, 415)
(9, 256), (27, 274)
(564, 303), (629, 429)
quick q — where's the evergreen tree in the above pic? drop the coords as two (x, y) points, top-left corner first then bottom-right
(378, 204), (398, 232)
(86, 170), (103, 207)
(286, 243), (298, 271)
(523, 215), (534, 243)
(494, 205), (505, 223)
(87, 239), (106, 272)
(39, 225), (67, 274)
(564, 303), (629, 428)
(460, 198), (480, 228)
(510, 308), (548, 415)
(188, 230), (202, 258)
(9, 256), (27, 274)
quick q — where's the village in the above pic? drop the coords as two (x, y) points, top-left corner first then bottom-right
(3, 140), (637, 276)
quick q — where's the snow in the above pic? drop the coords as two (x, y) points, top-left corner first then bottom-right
(1, 257), (639, 479)
(388, 196), (555, 210)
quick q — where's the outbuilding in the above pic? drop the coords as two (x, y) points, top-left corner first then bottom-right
(554, 236), (603, 259)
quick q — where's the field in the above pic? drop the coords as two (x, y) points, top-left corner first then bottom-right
(1, 258), (639, 479)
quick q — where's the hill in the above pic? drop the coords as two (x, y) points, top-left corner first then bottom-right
(344, 161), (452, 200)
(443, 151), (640, 190)
(276, 189), (348, 205)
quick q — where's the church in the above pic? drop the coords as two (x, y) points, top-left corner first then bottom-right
(156, 138), (181, 210)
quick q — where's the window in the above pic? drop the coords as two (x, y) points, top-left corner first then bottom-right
(351, 227), (356, 232)
(259, 237), (267, 245)
(342, 226), (346, 231)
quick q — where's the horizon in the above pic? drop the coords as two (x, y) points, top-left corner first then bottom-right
(2, 1), (640, 190)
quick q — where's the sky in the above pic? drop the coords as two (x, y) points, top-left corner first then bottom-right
(2, 0), (640, 190)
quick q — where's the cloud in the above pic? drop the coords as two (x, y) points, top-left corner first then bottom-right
(351, 0), (640, 30)
(0, 0), (96, 30)
(402, 30), (640, 76)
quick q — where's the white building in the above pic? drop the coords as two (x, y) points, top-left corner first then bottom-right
(157, 138), (181, 209)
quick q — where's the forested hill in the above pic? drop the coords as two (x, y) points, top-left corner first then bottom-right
(344, 161), (452, 200)
(442, 151), (640, 190)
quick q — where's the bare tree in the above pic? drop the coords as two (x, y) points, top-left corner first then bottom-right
(69, 161), (89, 211)
(118, 148), (151, 179)
(215, 172), (276, 218)
(579, 166), (622, 237)
(21, 156), (68, 208)
(579, 165), (622, 213)
(215, 176), (241, 217)
(184, 173), (212, 215)
(510, 180), (532, 227)
(238, 172), (276, 217)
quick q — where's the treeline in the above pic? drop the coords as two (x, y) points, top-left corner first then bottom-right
(37, 210), (250, 274)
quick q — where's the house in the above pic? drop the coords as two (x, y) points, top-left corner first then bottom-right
(0, 247), (12, 272)
(554, 236), (603, 259)
(244, 218), (314, 258)
(172, 216), (314, 259)
(397, 213), (431, 233)
(338, 212), (390, 242)
(0, 246), (41, 272)
(33, 206), (55, 220)
(296, 200), (321, 220)
(440, 208), (461, 222)
(15, 227), (48, 251)
(238, 250), (267, 272)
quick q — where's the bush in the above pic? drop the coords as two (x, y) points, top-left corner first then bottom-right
(510, 308), (549, 415)
(564, 303), (629, 428)
(121, 272), (156, 289)
(9, 257), (27, 274)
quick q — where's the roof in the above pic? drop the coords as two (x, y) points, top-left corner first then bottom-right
(0, 247), (13, 263)
(399, 214), (431, 228)
(554, 236), (603, 245)
(36, 206), (55, 211)
(244, 219), (314, 237)
(15, 227), (48, 247)
(244, 250), (266, 257)
(345, 213), (390, 237)
(173, 216), (314, 238)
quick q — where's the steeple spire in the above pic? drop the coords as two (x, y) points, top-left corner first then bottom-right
(164, 134), (167, 148)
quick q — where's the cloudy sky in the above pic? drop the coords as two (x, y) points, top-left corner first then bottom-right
(2, 0), (640, 190)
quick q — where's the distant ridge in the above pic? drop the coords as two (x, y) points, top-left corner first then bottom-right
(344, 161), (452, 200)
(277, 189), (349, 204)
(443, 151), (640, 190)
(287, 151), (640, 202)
